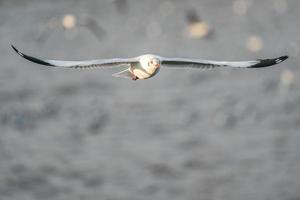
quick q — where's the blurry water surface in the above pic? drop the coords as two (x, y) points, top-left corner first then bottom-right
(0, 0), (300, 200)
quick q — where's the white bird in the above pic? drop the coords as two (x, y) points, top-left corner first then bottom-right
(12, 45), (288, 81)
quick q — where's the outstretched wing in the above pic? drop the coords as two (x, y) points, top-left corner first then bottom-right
(12, 45), (139, 69)
(160, 56), (288, 69)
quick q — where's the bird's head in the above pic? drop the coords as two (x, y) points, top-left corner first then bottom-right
(148, 57), (161, 68)
(140, 54), (161, 70)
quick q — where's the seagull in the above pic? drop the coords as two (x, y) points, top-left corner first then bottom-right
(11, 45), (288, 81)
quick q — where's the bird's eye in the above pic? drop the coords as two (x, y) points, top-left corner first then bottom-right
(148, 60), (153, 66)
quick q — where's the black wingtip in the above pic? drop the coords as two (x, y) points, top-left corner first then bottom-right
(11, 45), (54, 66)
(279, 55), (289, 62)
(250, 55), (289, 68)
(11, 44), (24, 57)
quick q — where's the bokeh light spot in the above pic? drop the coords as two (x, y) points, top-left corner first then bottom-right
(246, 36), (263, 52)
(187, 22), (210, 39)
(280, 69), (295, 88)
(62, 14), (76, 30)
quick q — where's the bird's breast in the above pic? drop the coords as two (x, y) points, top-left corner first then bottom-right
(130, 64), (159, 79)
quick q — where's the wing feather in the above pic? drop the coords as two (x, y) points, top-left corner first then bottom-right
(161, 56), (288, 69)
(12, 45), (139, 69)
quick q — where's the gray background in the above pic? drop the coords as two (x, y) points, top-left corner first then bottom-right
(0, 0), (300, 200)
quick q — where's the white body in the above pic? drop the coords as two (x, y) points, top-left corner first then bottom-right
(130, 54), (160, 79)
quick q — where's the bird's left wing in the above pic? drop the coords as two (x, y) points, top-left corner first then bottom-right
(12, 45), (139, 69)
(160, 56), (288, 69)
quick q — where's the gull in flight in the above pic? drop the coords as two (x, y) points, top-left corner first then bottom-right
(12, 45), (288, 81)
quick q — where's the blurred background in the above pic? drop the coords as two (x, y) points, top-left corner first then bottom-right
(1, 0), (300, 200)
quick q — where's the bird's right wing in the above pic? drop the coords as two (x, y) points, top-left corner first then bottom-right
(12, 45), (139, 69)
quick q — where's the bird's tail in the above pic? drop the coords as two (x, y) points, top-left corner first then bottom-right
(112, 68), (135, 79)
